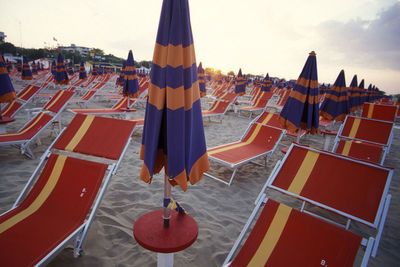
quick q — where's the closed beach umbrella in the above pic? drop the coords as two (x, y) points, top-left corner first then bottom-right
(279, 51), (319, 135)
(140, 0), (209, 192)
(320, 70), (349, 122)
(358, 79), (365, 109)
(21, 57), (33, 80)
(51, 60), (56, 76)
(5, 59), (12, 73)
(0, 55), (17, 119)
(54, 53), (69, 85)
(319, 83), (326, 95)
(261, 73), (272, 92)
(198, 62), (206, 97)
(234, 68), (246, 96)
(67, 63), (74, 75)
(349, 75), (358, 112)
(91, 64), (98, 76)
(79, 62), (87, 79)
(117, 61), (126, 86)
(31, 61), (38, 75)
(123, 50), (139, 99)
(366, 84), (372, 102)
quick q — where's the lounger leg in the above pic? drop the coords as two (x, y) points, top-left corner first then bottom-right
(21, 144), (34, 159)
(361, 238), (374, 267)
(372, 194), (391, 257)
(227, 168), (238, 186)
(204, 168), (238, 186)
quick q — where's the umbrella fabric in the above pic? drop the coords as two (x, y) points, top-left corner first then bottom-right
(67, 63), (74, 75)
(79, 62), (87, 79)
(0, 55), (17, 103)
(319, 83), (326, 95)
(358, 79), (365, 109)
(123, 50), (140, 98)
(140, 0), (209, 191)
(320, 70), (349, 122)
(348, 75), (358, 112)
(54, 53), (69, 85)
(31, 61), (38, 75)
(366, 84), (372, 102)
(117, 61), (126, 86)
(17, 62), (22, 72)
(260, 73), (272, 92)
(279, 51), (319, 134)
(51, 60), (56, 76)
(197, 62), (206, 97)
(91, 64), (98, 76)
(5, 59), (12, 73)
(21, 57), (33, 80)
(234, 68), (246, 96)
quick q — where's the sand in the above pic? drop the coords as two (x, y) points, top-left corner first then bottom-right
(1, 80), (399, 266)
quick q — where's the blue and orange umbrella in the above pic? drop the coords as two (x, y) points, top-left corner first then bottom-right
(21, 57), (33, 80)
(79, 62), (87, 79)
(198, 62), (206, 97)
(279, 51), (319, 134)
(234, 68), (246, 96)
(31, 61), (38, 75)
(67, 63), (74, 75)
(54, 53), (69, 85)
(51, 60), (56, 76)
(348, 75), (358, 112)
(6, 59), (12, 73)
(320, 70), (349, 122)
(91, 64), (98, 76)
(140, 0), (209, 193)
(117, 61), (126, 86)
(0, 55), (16, 119)
(358, 79), (365, 109)
(319, 83), (326, 95)
(17, 61), (22, 72)
(123, 50), (139, 99)
(261, 73), (272, 92)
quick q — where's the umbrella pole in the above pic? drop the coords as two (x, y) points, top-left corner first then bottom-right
(163, 173), (171, 228)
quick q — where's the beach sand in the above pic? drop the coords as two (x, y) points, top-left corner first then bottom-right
(1, 83), (399, 266)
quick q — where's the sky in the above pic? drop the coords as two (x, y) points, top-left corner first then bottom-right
(1, 0), (399, 94)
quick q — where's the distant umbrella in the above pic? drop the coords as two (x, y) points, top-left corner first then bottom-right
(0, 55), (17, 119)
(67, 63), (74, 75)
(117, 61), (126, 86)
(51, 60), (56, 76)
(279, 51), (319, 136)
(31, 61), (38, 75)
(123, 50), (139, 99)
(261, 73), (272, 92)
(320, 70), (349, 122)
(358, 79), (365, 108)
(348, 75), (358, 112)
(21, 57), (33, 80)
(319, 83), (326, 95)
(54, 53), (69, 85)
(79, 62), (87, 79)
(234, 68), (246, 96)
(198, 62), (206, 97)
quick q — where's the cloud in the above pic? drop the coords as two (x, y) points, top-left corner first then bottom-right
(317, 2), (400, 70)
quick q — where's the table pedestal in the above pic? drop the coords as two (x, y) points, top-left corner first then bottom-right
(133, 209), (198, 267)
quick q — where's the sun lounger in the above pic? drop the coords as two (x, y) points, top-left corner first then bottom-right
(202, 100), (232, 122)
(238, 91), (273, 118)
(0, 91), (75, 158)
(266, 89), (290, 112)
(223, 197), (373, 267)
(205, 123), (285, 185)
(0, 114), (136, 266)
(333, 139), (384, 164)
(361, 103), (397, 122)
(1, 84), (41, 118)
(253, 110), (306, 138)
(332, 115), (394, 163)
(257, 143), (393, 257)
(68, 97), (136, 119)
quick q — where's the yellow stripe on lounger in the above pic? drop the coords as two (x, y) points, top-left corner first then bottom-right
(260, 113), (274, 125)
(341, 140), (352, 156)
(348, 118), (361, 138)
(367, 104), (374, 119)
(287, 150), (319, 195)
(248, 204), (292, 266)
(45, 91), (64, 111)
(114, 98), (127, 109)
(0, 113), (46, 137)
(65, 115), (95, 151)
(208, 124), (263, 155)
(0, 155), (67, 234)
(18, 85), (34, 99)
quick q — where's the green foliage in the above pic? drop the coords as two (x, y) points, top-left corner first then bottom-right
(0, 42), (17, 55)
(137, 60), (152, 69)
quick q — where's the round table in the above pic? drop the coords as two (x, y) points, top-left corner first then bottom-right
(133, 209), (198, 267)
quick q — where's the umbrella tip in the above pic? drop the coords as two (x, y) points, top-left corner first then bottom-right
(309, 51), (316, 56)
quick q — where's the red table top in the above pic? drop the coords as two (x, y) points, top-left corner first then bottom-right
(0, 117), (15, 124)
(133, 209), (198, 253)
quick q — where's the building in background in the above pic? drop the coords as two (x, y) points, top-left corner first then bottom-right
(58, 44), (90, 57)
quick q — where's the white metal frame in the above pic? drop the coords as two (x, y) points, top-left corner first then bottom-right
(204, 123), (285, 186)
